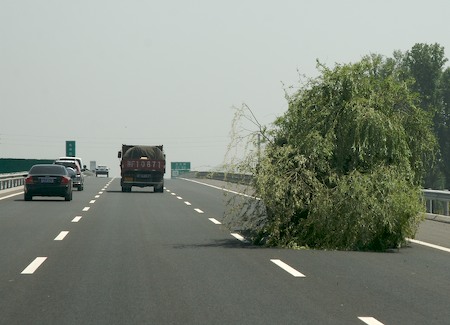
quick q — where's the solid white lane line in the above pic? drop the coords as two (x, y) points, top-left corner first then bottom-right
(0, 191), (23, 200)
(72, 216), (82, 222)
(54, 231), (69, 241)
(184, 201), (191, 206)
(21, 257), (47, 274)
(231, 233), (246, 242)
(358, 317), (385, 325)
(209, 218), (222, 225)
(270, 259), (305, 278)
(194, 208), (204, 214)
(82, 207), (90, 211)
(407, 238), (450, 253)
(89, 200), (96, 204)
(180, 178), (261, 200)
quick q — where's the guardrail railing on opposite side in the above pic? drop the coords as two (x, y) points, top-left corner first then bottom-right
(0, 172), (27, 191)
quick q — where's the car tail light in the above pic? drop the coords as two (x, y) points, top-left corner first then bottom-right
(61, 176), (71, 184)
(25, 176), (34, 184)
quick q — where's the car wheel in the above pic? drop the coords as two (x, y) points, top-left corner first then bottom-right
(65, 190), (72, 201)
(24, 194), (32, 201)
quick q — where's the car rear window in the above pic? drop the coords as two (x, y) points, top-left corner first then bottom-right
(29, 165), (67, 175)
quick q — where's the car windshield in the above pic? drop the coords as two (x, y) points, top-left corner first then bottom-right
(29, 165), (67, 175)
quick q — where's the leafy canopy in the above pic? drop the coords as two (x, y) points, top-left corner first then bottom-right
(237, 55), (434, 250)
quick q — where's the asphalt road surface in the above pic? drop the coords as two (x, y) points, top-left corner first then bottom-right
(0, 176), (449, 325)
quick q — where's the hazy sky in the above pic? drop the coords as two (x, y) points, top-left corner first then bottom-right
(1, 0), (449, 177)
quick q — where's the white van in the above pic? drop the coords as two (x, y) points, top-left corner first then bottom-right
(58, 157), (85, 171)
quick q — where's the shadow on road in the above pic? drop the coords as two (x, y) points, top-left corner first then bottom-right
(172, 238), (260, 250)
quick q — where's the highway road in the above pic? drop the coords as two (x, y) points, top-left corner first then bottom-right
(0, 176), (449, 325)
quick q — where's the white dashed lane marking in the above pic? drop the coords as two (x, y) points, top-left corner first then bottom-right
(82, 207), (90, 211)
(358, 317), (385, 325)
(194, 208), (204, 214)
(184, 201), (191, 206)
(270, 259), (305, 278)
(209, 218), (221, 225)
(89, 200), (96, 204)
(231, 233), (246, 242)
(21, 257), (47, 274)
(54, 231), (69, 241)
(72, 216), (82, 222)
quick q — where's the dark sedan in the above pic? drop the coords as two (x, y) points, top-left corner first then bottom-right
(24, 164), (73, 201)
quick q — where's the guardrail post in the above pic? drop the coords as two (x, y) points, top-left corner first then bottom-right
(426, 199), (433, 213)
(444, 201), (449, 216)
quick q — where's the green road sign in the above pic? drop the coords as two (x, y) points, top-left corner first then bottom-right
(66, 141), (76, 157)
(171, 161), (191, 178)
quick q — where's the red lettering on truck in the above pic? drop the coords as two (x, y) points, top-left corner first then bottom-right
(122, 159), (165, 171)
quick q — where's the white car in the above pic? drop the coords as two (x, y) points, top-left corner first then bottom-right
(58, 156), (85, 171)
(96, 166), (109, 177)
(54, 159), (84, 191)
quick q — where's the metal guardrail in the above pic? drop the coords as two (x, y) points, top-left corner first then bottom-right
(192, 171), (253, 185)
(423, 189), (450, 216)
(0, 172), (27, 191)
(191, 171), (450, 217)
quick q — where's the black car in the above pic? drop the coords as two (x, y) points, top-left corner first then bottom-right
(24, 164), (73, 201)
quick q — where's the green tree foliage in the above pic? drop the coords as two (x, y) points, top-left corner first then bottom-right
(244, 55), (435, 251)
(403, 43), (449, 188)
(404, 43), (447, 112)
(440, 68), (450, 187)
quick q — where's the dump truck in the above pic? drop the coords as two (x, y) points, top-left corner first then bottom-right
(118, 144), (165, 192)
